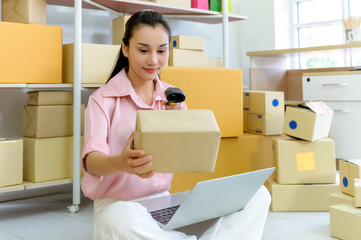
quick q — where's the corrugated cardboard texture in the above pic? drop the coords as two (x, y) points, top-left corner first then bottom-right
(168, 49), (208, 67)
(266, 177), (340, 211)
(0, 139), (23, 187)
(23, 105), (85, 138)
(170, 35), (205, 50)
(1, 0), (46, 24)
(330, 203), (361, 240)
(112, 15), (130, 45)
(0, 22), (62, 83)
(329, 192), (354, 207)
(339, 159), (361, 196)
(159, 67), (243, 137)
(62, 43), (120, 84)
(134, 110), (221, 174)
(27, 91), (73, 105)
(274, 137), (336, 184)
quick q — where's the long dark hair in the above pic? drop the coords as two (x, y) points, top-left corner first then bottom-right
(107, 10), (171, 83)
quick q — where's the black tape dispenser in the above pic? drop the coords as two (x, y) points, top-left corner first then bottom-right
(165, 87), (186, 106)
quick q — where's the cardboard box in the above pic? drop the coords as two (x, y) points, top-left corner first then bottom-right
(207, 58), (223, 67)
(170, 133), (285, 193)
(243, 91), (284, 135)
(339, 159), (361, 196)
(139, 0), (191, 8)
(330, 203), (361, 240)
(265, 177), (340, 211)
(62, 43), (120, 84)
(1, 0), (46, 24)
(23, 136), (84, 182)
(0, 22), (62, 84)
(191, 0), (209, 10)
(112, 15), (131, 45)
(170, 35), (205, 51)
(159, 67), (243, 137)
(0, 138), (23, 187)
(23, 105), (85, 138)
(283, 102), (333, 141)
(27, 91), (73, 106)
(168, 49), (208, 67)
(354, 178), (361, 207)
(134, 110), (221, 173)
(274, 137), (336, 184)
(329, 192), (354, 207)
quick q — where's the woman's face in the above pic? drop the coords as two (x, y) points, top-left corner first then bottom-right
(122, 24), (169, 85)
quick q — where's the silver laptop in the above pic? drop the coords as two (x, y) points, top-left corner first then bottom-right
(136, 167), (275, 230)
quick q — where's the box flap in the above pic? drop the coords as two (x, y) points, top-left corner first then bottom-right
(305, 101), (333, 116)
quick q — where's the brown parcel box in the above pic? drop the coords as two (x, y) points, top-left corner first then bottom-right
(0, 138), (23, 187)
(274, 137), (336, 184)
(1, 0), (46, 24)
(112, 15), (131, 45)
(0, 22), (62, 83)
(168, 49), (208, 67)
(170, 35), (205, 51)
(339, 159), (361, 196)
(266, 177), (340, 212)
(134, 110), (221, 174)
(330, 203), (361, 240)
(159, 67), (243, 137)
(355, 178), (361, 207)
(23, 136), (84, 182)
(329, 192), (354, 207)
(23, 105), (85, 138)
(283, 101), (333, 142)
(27, 91), (73, 106)
(243, 91), (284, 135)
(62, 43), (120, 84)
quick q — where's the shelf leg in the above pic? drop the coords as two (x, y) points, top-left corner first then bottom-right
(222, 0), (229, 67)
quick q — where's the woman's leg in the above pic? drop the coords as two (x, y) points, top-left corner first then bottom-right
(198, 185), (271, 240)
(93, 198), (197, 240)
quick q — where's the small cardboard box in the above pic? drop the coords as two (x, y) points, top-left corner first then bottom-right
(0, 138), (23, 187)
(243, 91), (284, 135)
(139, 0), (191, 8)
(134, 110), (221, 173)
(23, 105), (85, 138)
(168, 49), (208, 67)
(170, 35), (205, 51)
(354, 178), (361, 207)
(330, 203), (361, 240)
(0, 22), (62, 83)
(112, 15), (131, 45)
(273, 137), (336, 184)
(329, 192), (354, 207)
(23, 136), (84, 182)
(191, 0), (209, 10)
(283, 102), (333, 141)
(207, 58), (223, 67)
(265, 177), (340, 212)
(159, 67), (243, 137)
(171, 133), (286, 193)
(339, 159), (361, 196)
(1, 0), (46, 24)
(62, 43), (120, 84)
(27, 91), (73, 106)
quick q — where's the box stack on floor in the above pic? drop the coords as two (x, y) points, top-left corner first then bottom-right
(0, 1), (63, 189)
(265, 102), (340, 212)
(329, 159), (361, 239)
(22, 91), (85, 183)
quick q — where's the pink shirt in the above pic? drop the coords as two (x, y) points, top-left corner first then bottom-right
(81, 69), (186, 200)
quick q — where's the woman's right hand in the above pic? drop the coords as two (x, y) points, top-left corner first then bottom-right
(118, 132), (156, 178)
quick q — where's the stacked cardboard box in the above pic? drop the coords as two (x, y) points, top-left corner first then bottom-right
(330, 159), (361, 239)
(0, 138), (23, 187)
(266, 101), (340, 211)
(23, 91), (85, 182)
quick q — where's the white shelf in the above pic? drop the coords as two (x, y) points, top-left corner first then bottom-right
(0, 179), (73, 194)
(0, 83), (103, 89)
(46, 0), (247, 23)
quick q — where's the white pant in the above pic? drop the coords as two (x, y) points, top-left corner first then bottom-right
(93, 185), (271, 240)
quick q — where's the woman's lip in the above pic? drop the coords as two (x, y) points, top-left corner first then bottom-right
(144, 68), (158, 73)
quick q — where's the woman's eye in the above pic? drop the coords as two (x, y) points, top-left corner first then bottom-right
(158, 49), (167, 54)
(139, 49), (148, 53)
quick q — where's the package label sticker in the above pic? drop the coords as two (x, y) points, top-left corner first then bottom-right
(296, 152), (316, 172)
(306, 101), (332, 116)
(272, 99), (279, 107)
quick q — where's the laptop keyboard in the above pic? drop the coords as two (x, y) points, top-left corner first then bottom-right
(149, 205), (180, 225)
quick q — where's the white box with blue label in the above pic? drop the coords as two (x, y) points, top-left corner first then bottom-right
(273, 137), (336, 184)
(283, 101), (333, 141)
(243, 91), (284, 135)
(339, 159), (361, 196)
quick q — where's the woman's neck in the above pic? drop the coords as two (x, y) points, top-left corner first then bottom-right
(130, 77), (155, 106)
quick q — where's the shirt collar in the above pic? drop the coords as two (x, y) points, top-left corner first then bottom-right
(102, 69), (168, 107)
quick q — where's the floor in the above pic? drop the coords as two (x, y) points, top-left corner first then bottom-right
(0, 191), (338, 240)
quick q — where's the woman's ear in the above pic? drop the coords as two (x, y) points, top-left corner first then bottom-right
(122, 43), (129, 58)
